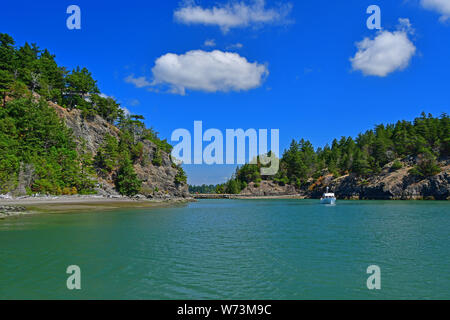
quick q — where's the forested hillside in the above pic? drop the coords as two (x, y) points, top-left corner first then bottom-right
(0, 33), (187, 197)
(219, 113), (449, 199)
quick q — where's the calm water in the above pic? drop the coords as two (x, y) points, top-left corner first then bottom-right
(0, 199), (449, 299)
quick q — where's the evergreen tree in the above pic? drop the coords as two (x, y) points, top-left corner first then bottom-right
(0, 33), (16, 72)
(229, 112), (449, 192)
(115, 157), (141, 196)
(0, 33), (185, 196)
(225, 179), (241, 194)
(0, 69), (13, 106)
(175, 166), (187, 185)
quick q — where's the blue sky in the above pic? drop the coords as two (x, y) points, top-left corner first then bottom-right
(1, 0), (450, 185)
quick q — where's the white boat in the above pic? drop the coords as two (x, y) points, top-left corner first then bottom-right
(320, 187), (336, 204)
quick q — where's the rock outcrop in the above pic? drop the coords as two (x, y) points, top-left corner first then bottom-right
(51, 103), (189, 198)
(240, 180), (298, 196)
(311, 160), (450, 200)
(241, 159), (450, 200)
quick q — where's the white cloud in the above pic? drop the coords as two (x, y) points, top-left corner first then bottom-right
(397, 17), (414, 33)
(151, 50), (268, 95)
(124, 74), (151, 88)
(127, 98), (140, 106)
(204, 39), (216, 47)
(350, 19), (416, 77)
(174, 0), (293, 33)
(421, 0), (450, 22)
(226, 42), (244, 50)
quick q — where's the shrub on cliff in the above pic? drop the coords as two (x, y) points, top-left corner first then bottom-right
(115, 157), (142, 196)
(152, 147), (162, 166)
(175, 166), (187, 185)
(409, 151), (441, 178)
(94, 134), (120, 175)
(391, 160), (403, 171)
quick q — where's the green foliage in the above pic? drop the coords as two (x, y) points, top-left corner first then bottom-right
(409, 150), (441, 178)
(0, 33), (126, 125)
(351, 149), (372, 177)
(189, 184), (218, 194)
(175, 166), (187, 185)
(0, 98), (95, 194)
(0, 69), (13, 106)
(229, 112), (449, 191)
(94, 134), (119, 174)
(0, 33), (180, 196)
(115, 157), (141, 196)
(277, 113), (447, 185)
(65, 66), (99, 99)
(225, 179), (241, 194)
(391, 160), (403, 171)
(78, 139), (97, 193)
(274, 175), (289, 186)
(215, 184), (225, 194)
(90, 94), (123, 123)
(0, 34), (16, 72)
(236, 163), (261, 184)
(131, 142), (144, 163)
(143, 126), (173, 153)
(152, 147), (162, 166)
(37, 49), (66, 102)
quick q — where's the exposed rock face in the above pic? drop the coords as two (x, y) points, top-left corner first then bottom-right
(133, 143), (189, 198)
(240, 181), (298, 196)
(51, 103), (189, 198)
(308, 160), (450, 200)
(50, 102), (120, 155)
(242, 159), (450, 200)
(10, 163), (35, 197)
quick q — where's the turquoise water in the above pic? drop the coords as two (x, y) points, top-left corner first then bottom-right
(0, 199), (449, 299)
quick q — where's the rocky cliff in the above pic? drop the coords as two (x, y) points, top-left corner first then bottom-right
(50, 102), (189, 199)
(239, 158), (450, 200)
(240, 180), (298, 197)
(309, 158), (450, 200)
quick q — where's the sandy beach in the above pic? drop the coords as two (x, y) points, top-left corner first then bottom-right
(0, 196), (194, 218)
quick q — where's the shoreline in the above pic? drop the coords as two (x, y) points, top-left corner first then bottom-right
(194, 194), (306, 199)
(2, 193), (448, 219)
(0, 195), (195, 218)
(192, 194), (449, 200)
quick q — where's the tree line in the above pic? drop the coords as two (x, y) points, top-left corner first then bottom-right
(218, 113), (449, 194)
(189, 184), (218, 194)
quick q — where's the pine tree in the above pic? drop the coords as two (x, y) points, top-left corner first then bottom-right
(0, 33), (16, 72)
(0, 69), (13, 106)
(115, 157), (141, 196)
